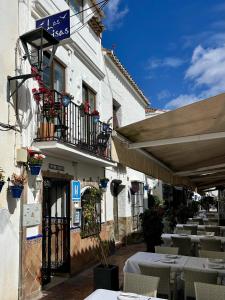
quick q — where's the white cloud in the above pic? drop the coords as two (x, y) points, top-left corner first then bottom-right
(148, 57), (184, 69)
(104, 0), (129, 30)
(165, 94), (200, 110)
(165, 43), (225, 110)
(157, 89), (171, 100)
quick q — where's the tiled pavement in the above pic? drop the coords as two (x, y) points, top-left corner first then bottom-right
(39, 243), (146, 300)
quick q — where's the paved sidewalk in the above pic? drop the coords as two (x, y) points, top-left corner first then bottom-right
(39, 243), (146, 300)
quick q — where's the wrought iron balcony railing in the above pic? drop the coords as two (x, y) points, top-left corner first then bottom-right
(34, 90), (112, 160)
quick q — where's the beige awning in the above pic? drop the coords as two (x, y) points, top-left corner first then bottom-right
(112, 93), (225, 190)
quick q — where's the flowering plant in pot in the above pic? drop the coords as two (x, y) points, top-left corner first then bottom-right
(27, 148), (46, 175)
(10, 173), (26, 199)
(81, 187), (119, 291)
(61, 92), (74, 107)
(0, 167), (5, 193)
(91, 109), (100, 124)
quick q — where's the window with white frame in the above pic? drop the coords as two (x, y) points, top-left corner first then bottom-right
(65, 0), (84, 22)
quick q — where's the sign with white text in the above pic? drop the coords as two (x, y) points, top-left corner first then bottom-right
(71, 180), (81, 202)
(36, 10), (70, 41)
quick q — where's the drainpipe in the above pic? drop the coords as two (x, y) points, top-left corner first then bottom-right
(18, 175), (24, 300)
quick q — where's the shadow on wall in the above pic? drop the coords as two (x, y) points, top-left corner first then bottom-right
(70, 229), (116, 275)
(6, 188), (17, 214)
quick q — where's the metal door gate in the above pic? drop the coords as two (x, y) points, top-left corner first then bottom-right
(42, 178), (70, 285)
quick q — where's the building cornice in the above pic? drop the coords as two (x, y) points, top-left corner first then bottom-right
(104, 49), (150, 107)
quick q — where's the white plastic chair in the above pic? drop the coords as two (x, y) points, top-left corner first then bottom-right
(199, 238), (221, 251)
(175, 228), (192, 235)
(155, 246), (179, 255)
(199, 250), (225, 259)
(195, 282), (225, 300)
(138, 264), (174, 300)
(171, 236), (192, 256)
(184, 269), (218, 300)
(123, 272), (159, 297)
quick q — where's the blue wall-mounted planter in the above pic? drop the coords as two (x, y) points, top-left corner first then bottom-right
(100, 179), (109, 188)
(93, 116), (100, 124)
(0, 181), (5, 192)
(10, 186), (23, 199)
(30, 164), (42, 175)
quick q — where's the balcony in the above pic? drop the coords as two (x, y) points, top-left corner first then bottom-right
(33, 90), (115, 166)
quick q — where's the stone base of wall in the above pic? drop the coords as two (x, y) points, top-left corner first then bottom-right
(22, 237), (42, 300)
(70, 221), (114, 275)
(118, 217), (133, 241)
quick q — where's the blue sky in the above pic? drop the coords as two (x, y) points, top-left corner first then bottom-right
(103, 0), (225, 109)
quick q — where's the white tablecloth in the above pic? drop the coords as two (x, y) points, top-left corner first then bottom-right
(84, 289), (166, 300)
(176, 224), (225, 236)
(162, 233), (225, 245)
(123, 252), (225, 278)
(123, 252), (189, 274)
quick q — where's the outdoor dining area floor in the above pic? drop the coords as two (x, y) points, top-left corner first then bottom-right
(39, 243), (146, 300)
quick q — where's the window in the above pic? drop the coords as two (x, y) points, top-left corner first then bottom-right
(82, 83), (96, 112)
(42, 53), (65, 92)
(65, 0), (84, 22)
(131, 182), (144, 230)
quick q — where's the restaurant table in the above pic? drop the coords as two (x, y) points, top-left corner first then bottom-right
(123, 252), (225, 281)
(162, 233), (225, 247)
(176, 224), (225, 236)
(84, 289), (166, 300)
(123, 252), (189, 274)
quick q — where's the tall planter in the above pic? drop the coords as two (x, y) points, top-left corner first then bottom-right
(39, 123), (55, 139)
(93, 264), (119, 291)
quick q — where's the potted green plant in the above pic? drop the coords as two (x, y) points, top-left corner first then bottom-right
(27, 149), (46, 175)
(10, 173), (26, 199)
(0, 167), (5, 192)
(81, 187), (119, 291)
(139, 207), (164, 252)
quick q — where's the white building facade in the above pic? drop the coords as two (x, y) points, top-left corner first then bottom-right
(0, 1), (150, 299)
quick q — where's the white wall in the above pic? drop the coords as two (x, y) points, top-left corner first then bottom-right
(0, 0), (21, 299)
(103, 51), (149, 230)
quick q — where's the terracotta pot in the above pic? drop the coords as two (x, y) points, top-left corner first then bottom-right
(39, 123), (55, 139)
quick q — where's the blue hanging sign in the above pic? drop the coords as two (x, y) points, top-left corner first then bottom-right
(36, 10), (70, 41)
(71, 180), (81, 202)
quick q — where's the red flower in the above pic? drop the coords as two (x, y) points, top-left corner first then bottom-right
(91, 109), (100, 116)
(32, 88), (37, 94)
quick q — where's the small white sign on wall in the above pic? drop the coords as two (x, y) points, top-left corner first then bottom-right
(23, 203), (41, 227)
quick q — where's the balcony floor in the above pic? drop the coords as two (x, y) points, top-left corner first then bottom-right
(34, 141), (116, 167)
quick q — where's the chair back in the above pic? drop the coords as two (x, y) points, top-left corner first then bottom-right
(171, 236), (192, 256)
(194, 282), (225, 300)
(199, 238), (221, 251)
(184, 269), (218, 299)
(197, 230), (206, 235)
(138, 264), (170, 296)
(183, 225), (197, 235)
(123, 272), (159, 297)
(205, 226), (220, 236)
(193, 218), (203, 225)
(155, 246), (179, 255)
(199, 250), (225, 259)
(175, 228), (192, 235)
